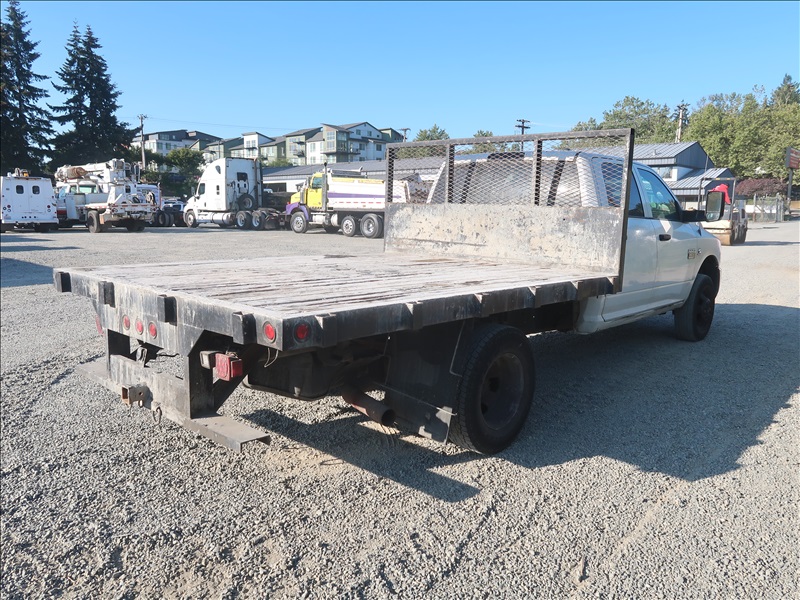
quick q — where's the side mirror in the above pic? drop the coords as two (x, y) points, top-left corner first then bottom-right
(704, 191), (724, 222)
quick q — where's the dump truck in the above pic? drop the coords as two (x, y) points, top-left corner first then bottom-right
(54, 159), (154, 232)
(54, 129), (723, 455)
(1, 168), (59, 232)
(286, 166), (428, 238)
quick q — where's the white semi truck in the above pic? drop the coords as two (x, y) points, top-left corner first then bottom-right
(54, 129), (724, 455)
(54, 159), (154, 232)
(183, 157), (288, 230)
(1, 169), (60, 233)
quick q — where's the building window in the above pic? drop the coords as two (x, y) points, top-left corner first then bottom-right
(326, 131), (335, 141)
(356, 129), (361, 135)
(376, 144), (382, 151)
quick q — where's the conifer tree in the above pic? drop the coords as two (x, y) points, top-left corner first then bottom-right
(49, 23), (134, 167)
(0, 0), (53, 174)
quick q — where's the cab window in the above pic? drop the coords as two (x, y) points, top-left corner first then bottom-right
(628, 177), (644, 217)
(311, 176), (323, 189)
(636, 168), (680, 221)
(198, 183), (206, 195)
(32, 186), (40, 194)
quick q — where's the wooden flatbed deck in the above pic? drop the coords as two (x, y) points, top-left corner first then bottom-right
(58, 253), (616, 352)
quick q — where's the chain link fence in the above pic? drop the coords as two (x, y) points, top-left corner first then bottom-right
(386, 130), (634, 210)
(746, 195), (789, 223)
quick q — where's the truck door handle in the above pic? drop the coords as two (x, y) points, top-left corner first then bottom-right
(659, 234), (671, 241)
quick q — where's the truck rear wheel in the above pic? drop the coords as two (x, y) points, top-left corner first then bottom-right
(236, 211), (252, 229)
(155, 211), (170, 227)
(290, 212), (308, 234)
(251, 210), (267, 230)
(360, 213), (382, 239)
(341, 215), (357, 237)
(448, 324), (535, 454)
(87, 211), (104, 234)
(674, 274), (715, 341)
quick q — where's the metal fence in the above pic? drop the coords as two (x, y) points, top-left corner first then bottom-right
(386, 129), (634, 210)
(747, 195), (788, 223)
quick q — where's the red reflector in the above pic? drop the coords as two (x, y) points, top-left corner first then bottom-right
(148, 322), (157, 338)
(122, 315), (130, 330)
(135, 319), (144, 335)
(213, 353), (243, 381)
(264, 323), (276, 341)
(95, 315), (104, 335)
(294, 322), (311, 342)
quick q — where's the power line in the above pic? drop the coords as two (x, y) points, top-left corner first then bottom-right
(515, 119), (531, 135)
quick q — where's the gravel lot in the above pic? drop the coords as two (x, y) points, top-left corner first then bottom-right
(1, 221), (798, 599)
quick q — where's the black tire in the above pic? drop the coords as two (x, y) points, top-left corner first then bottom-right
(674, 274), (716, 341)
(166, 213), (175, 227)
(324, 225), (339, 234)
(87, 210), (103, 234)
(156, 211), (169, 227)
(34, 223), (52, 233)
(184, 210), (199, 228)
(360, 213), (381, 239)
(251, 210), (266, 230)
(126, 222), (145, 232)
(235, 210), (252, 229)
(291, 211), (308, 234)
(238, 194), (257, 210)
(448, 324), (536, 454)
(341, 215), (357, 237)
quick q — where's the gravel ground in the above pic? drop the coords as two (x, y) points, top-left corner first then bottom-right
(1, 221), (798, 599)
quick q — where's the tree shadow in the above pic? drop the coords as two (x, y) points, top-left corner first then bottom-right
(1, 257), (55, 288)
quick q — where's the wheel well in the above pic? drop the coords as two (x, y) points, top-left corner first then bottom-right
(699, 257), (721, 296)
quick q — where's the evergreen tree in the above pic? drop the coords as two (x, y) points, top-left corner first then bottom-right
(771, 74), (800, 106)
(0, 0), (53, 174)
(49, 23), (134, 167)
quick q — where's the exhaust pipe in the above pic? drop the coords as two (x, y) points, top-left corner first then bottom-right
(341, 386), (395, 427)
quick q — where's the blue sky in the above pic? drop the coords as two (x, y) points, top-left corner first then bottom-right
(5, 1), (799, 141)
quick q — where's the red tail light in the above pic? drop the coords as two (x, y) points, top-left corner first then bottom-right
(135, 319), (144, 335)
(294, 322), (311, 342)
(148, 322), (157, 338)
(122, 315), (131, 330)
(264, 323), (276, 342)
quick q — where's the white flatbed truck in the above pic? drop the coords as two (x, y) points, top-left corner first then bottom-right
(54, 130), (724, 454)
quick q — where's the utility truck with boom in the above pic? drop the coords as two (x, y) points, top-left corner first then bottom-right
(183, 157), (289, 230)
(54, 130), (724, 455)
(54, 159), (154, 232)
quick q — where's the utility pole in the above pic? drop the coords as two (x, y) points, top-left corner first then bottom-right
(515, 119), (531, 136)
(138, 114), (147, 169)
(400, 128), (410, 142)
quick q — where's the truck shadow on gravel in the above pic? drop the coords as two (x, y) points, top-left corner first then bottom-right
(243, 407), (481, 502)
(0, 257), (56, 288)
(507, 303), (799, 481)
(242, 304), (796, 489)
